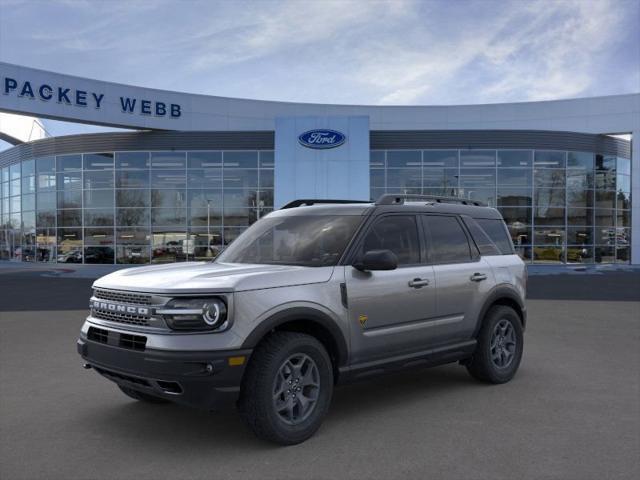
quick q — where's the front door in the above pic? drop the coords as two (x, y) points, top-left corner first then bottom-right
(345, 214), (437, 363)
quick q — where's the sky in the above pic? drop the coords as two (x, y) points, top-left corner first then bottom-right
(0, 0), (639, 143)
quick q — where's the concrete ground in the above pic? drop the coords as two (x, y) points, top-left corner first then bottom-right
(0, 269), (638, 480)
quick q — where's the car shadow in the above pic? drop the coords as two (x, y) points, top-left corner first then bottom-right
(75, 364), (486, 450)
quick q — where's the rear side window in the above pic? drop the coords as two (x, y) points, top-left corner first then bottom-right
(462, 217), (501, 256)
(422, 215), (472, 264)
(475, 218), (514, 254)
(360, 215), (420, 265)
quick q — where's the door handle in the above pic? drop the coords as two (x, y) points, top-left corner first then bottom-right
(470, 272), (488, 282)
(408, 278), (430, 288)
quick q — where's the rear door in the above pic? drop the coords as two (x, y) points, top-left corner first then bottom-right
(421, 214), (494, 344)
(345, 214), (437, 363)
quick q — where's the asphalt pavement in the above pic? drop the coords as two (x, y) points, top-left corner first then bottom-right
(0, 269), (638, 480)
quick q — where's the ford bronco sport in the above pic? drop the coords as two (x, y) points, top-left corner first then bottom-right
(77, 194), (527, 445)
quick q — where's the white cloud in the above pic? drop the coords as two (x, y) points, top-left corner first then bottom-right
(0, 0), (637, 106)
(474, 0), (626, 102)
(352, 0), (631, 104)
(186, 0), (412, 71)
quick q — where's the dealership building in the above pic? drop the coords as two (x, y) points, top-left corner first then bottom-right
(0, 62), (638, 265)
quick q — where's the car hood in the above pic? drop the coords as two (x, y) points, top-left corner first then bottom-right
(93, 262), (335, 294)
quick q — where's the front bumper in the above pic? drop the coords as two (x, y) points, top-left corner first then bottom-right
(77, 335), (252, 411)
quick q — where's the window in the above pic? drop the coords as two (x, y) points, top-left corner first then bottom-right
(36, 157), (55, 174)
(386, 151), (421, 168)
(116, 152), (149, 169)
(423, 215), (472, 264)
(360, 215), (420, 266)
(218, 215), (362, 267)
(84, 170), (114, 189)
(498, 151), (532, 168)
(188, 169), (222, 188)
(535, 151), (566, 168)
(370, 151), (385, 168)
(387, 169), (421, 189)
(498, 169), (531, 186)
(423, 150), (458, 168)
(476, 218), (514, 254)
(57, 155), (82, 171)
(116, 170), (149, 188)
(117, 189), (150, 208)
(83, 153), (114, 170)
(460, 151), (496, 167)
(150, 152), (185, 169)
(567, 152), (594, 169)
(224, 151), (258, 168)
(22, 159), (35, 176)
(462, 217), (500, 256)
(259, 151), (275, 168)
(151, 170), (185, 189)
(188, 151), (222, 169)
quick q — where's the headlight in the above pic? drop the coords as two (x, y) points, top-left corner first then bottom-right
(157, 297), (228, 331)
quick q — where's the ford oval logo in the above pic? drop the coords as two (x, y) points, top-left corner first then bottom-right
(298, 129), (346, 149)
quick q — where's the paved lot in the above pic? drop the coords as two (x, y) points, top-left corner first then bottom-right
(1, 270), (639, 480)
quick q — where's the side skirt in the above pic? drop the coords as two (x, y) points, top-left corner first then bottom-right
(337, 339), (477, 384)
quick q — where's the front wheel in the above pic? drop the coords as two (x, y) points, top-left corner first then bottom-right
(466, 305), (523, 384)
(239, 332), (334, 445)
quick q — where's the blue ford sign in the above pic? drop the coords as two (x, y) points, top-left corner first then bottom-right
(298, 129), (346, 149)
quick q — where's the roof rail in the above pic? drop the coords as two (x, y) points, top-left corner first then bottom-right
(375, 194), (486, 207)
(281, 199), (372, 209)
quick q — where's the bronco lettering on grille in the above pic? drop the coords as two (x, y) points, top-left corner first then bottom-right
(90, 300), (149, 316)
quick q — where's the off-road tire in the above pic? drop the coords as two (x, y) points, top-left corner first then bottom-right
(466, 305), (523, 384)
(239, 331), (334, 445)
(118, 385), (169, 403)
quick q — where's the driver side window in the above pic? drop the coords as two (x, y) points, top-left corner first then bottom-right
(360, 215), (420, 265)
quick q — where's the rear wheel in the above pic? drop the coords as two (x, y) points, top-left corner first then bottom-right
(239, 331), (333, 445)
(118, 385), (169, 404)
(466, 305), (523, 384)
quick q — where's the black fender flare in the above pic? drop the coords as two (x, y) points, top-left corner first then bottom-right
(241, 307), (349, 367)
(473, 285), (527, 337)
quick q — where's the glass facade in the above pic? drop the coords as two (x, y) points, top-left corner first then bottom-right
(0, 150), (274, 264)
(0, 147), (631, 265)
(370, 150), (632, 264)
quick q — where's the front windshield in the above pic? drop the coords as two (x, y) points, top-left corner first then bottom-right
(217, 215), (363, 267)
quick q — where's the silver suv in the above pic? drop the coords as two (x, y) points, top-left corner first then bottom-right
(77, 194), (527, 445)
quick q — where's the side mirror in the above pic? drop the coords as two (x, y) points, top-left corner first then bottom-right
(353, 249), (398, 272)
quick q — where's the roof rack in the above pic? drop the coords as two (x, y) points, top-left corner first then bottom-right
(375, 194), (486, 207)
(281, 199), (372, 209)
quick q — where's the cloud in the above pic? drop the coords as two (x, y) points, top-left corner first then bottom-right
(352, 0), (633, 105)
(0, 0), (637, 106)
(185, 0), (413, 71)
(473, 0), (627, 102)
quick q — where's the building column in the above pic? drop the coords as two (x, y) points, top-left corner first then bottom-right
(632, 129), (639, 265)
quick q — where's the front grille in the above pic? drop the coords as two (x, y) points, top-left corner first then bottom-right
(92, 309), (150, 326)
(87, 326), (147, 351)
(119, 333), (147, 351)
(87, 326), (109, 344)
(93, 289), (152, 305)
